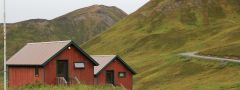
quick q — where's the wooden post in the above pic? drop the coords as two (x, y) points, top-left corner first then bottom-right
(3, 0), (7, 89)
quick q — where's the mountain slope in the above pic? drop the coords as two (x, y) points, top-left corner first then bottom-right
(0, 5), (126, 61)
(83, 0), (240, 89)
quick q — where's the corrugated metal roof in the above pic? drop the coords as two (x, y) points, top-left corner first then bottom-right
(91, 55), (116, 75)
(7, 40), (72, 65)
(91, 55), (137, 75)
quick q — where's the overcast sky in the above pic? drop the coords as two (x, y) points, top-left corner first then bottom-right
(0, 0), (149, 23)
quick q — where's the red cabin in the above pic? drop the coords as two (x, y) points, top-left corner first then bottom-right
(6, 40), (136, 89)
(7, 40), (99, 87)
(92, 55), (136, 90)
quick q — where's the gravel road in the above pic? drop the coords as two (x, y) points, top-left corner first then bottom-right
(179, 52), (240, 63)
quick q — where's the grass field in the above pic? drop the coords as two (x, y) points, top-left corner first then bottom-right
(9, 84), (123, 90)
(0, 72), (122, 90)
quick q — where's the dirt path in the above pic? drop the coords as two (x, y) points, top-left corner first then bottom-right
(179, 52), (240, 63)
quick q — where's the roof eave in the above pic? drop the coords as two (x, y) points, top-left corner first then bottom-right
(41, 40), (99, 66)
(94, 55), (137, 76)
(115, 55), (137, 75)
(71, 41), (99, 66)
(7, 64), (42, 67)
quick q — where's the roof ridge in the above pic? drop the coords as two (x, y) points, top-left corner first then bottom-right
(27, 40), (72, 44)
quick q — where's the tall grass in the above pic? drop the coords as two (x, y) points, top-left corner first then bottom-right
(10, 83), (123, 90)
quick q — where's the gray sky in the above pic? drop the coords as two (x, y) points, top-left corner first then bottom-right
(0, 0), (149, 23)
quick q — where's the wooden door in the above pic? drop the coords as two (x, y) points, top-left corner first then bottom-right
(105, 70), (114, 85)
(56, 60), (69, 81)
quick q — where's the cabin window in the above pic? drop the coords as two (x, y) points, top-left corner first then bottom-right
(74, 62), (85, 68)
(118, 72), (126, 78)
(35, 66), (39, 77)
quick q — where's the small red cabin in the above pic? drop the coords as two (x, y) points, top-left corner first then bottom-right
(92, 55), (136, 90)
(6, 40), (136, 89)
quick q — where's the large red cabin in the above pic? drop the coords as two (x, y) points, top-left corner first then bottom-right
(7, 40), (98, 87)
(6, 40), (136, 89)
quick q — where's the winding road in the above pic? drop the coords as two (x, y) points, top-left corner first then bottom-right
(179, 52), (240, 63)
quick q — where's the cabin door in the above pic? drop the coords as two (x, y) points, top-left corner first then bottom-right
(105, 70), (114, 85)
(56, 60), (69, 81)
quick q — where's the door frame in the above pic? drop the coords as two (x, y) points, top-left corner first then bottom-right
(56, 60), (69, 82)
(105, 70), (114, 85)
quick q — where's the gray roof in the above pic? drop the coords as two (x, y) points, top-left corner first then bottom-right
(91, 55), (116, 75)
(7, 40), (99, 66)
(91, 55), (137, 75)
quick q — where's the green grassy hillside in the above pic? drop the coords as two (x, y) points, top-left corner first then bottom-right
(82, 0), (240, 89)
(0, 5), (127, 69)
(199, 42), (240, 58)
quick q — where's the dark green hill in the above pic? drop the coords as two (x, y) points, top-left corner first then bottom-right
(0, 5), (126, 61)
(83, 0), (240, 89)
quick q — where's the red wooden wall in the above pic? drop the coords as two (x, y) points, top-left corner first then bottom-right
(8, 66), (44, 87)
(95, 58), (133, 90)
(44, 45), (94, 84)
